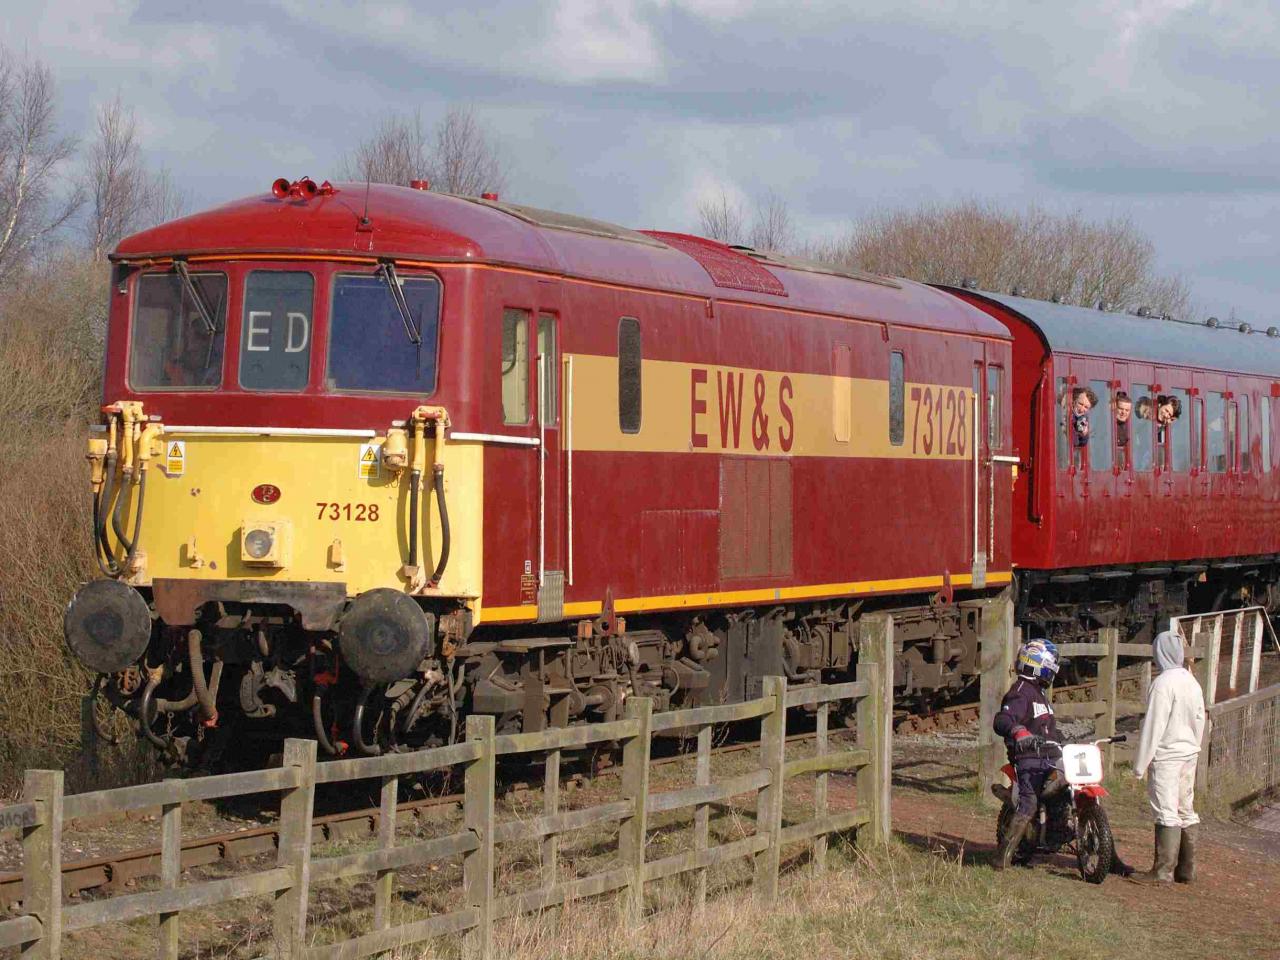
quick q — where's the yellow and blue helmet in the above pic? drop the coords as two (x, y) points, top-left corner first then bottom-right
(1016, 639), (1060, 684)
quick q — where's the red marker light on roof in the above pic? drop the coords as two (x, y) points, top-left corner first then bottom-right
(409, 179), (430, 191)
(271, 178), (290, 198)
(481, 192), (499, 201)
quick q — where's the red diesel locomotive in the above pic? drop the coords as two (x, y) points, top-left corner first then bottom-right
(63, 179), (1276, 762)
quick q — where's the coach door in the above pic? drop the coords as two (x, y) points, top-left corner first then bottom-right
(534, 287), (565, 621)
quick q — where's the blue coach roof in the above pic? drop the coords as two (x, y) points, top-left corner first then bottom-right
(953, 289), (1280, 380)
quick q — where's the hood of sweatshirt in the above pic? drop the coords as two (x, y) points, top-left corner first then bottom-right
(1153, 630), (1185, 672)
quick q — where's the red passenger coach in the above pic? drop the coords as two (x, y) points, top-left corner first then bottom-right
(69, 181), (1016, 762)
(953, 289), (1280, 650)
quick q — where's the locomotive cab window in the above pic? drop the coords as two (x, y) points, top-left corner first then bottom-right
(240, 271), (313, 392)
(888, 351), (904, 446)
(129, 271), (228, 390)
(501, 309), (530, 424)
(538, 315), (558, 428)
(328, 272), (441, 394)
(618, 317), (642, 434)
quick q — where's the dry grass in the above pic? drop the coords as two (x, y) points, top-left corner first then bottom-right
(0, 255), (112, 793)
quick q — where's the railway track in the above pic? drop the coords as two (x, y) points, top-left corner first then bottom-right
(0, 670), (1140, 912)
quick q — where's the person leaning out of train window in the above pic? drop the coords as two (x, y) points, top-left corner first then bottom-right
(1070, 387), (1097, 447)
(1154, 395), (1182, 445)
(1114, 391), (1133, 449)
(1130, 630), (1206, 886)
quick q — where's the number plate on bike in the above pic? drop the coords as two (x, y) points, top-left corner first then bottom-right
(1062, 744), (1103, 786)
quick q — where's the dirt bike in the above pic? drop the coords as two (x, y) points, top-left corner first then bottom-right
(993, 735), (1126, 884)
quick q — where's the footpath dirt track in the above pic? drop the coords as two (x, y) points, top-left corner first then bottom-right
(880, 737), (1280, 958)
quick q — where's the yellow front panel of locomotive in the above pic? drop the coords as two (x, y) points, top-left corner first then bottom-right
(131, 434), (482, 600)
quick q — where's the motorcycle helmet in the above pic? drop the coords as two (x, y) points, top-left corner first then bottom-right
(1016, 639), (1059, 685)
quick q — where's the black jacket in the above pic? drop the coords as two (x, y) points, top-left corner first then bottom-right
(993, 677), (1060, 761)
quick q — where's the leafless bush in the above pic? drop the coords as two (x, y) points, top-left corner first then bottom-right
(810, 199), (1192, 317)
(0, 46), (81, 282)
(342, 105), (508, 196)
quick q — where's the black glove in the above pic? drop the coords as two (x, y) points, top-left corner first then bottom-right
(1014, 734), (1046, 757)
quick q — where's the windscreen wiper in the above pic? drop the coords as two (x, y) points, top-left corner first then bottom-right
(173, 259), (217, 336)
(377, 261), (421, 345)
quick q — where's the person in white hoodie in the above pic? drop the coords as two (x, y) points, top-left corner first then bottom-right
(1130, 630), (1206, 885)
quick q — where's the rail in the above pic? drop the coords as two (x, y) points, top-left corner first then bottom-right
(0, 614), (895, 960)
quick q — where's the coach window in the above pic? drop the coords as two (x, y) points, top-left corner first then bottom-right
(1056, 377), (1072, 469)
(1239, 398), (1252, 472)
(1191, 397), (1203, 470)
(1263, 398), (1272, 473)
(987, 366), (1003, 450)
(537, 315), (558, 427)
(1207, 391), (1227, 473)
(130, 271), (227, 390)
(889, 351), (904, 445)
(1170, 388), (1191, 471)
(328, 273), (440, 393)
(240, 271), (313, 391)
(501, 308), (530, 424)
(1088, 379), (1111, 471)
(1132, 385), (1155, 472)
(618, 317), (642, 434)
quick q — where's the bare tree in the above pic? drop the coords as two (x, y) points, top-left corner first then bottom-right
(697, 189), (746, 244)
(341, 105), (508, 196)
(0, 48), (80, 281)
(811, 200), (1192, 317)
(341, 109), (430, 186)
(83, 96), (153, 260)
(749, 190), (794, 253)
(431, 106), (507, 196)
(145, 166), (189, 226)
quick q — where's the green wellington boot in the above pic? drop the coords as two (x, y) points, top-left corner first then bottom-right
(1174, 824), (1197, 883)
(1129, 825), (1180, 884)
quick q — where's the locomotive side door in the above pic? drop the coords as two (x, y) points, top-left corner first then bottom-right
(534, 284), (565, 621)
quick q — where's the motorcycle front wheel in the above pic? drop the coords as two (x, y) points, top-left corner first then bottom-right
(1075, 802), (1114, 883)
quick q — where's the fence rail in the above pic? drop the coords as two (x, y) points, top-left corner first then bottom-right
(0, 613), (895, 960)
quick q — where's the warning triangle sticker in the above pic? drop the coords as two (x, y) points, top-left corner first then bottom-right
(361, 448), (376, 462)
(169, 442), (183, 457)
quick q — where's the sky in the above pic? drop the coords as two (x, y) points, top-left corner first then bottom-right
(4, 0), (1278, 319)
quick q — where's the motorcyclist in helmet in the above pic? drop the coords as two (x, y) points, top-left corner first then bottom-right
(992, 639), (1073, 869)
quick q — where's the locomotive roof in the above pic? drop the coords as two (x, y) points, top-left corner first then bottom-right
(113, 182), (1007, 341)
(957, 289), (1280, 380)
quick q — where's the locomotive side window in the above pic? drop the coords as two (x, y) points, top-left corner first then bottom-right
(240, 271), (313, 392)
(1088, 379), (1111, 471)
(987, 366), (1003, 450)
(1207, 391), (1227, 473)
(618, 317), (642, 434)
(1169, 387), (1190, 471)
(129, 271), (227, 390)
(1132, 385), (1155, 472)
(538, 315), (557, 427)
(1263, 398), (1272, 473)
(328, 273), (440, 394)
(501, 309), (530, 424)
(888, 351), (904, 446)
(1239, 399), (1252, 472)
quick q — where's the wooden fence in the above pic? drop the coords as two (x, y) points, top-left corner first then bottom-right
(0, 616), (893, 960)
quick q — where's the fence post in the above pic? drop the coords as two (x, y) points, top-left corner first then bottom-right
(273, 738), (317, 960)
(619, 697), (652, 923)
(970, 592), (1016, 807)
(158, 783), (182, 960)
(463, 715), (496, 960)
(1098, 627), (1119, 775)
(372, 774), (398, 931)
(1195, 621), (1223, 792)
(857, 613), (894, 840)
(22, 769), (62, 960)
(1249, 610), (1264, 695)
(753, 676), (787, 902)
